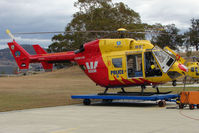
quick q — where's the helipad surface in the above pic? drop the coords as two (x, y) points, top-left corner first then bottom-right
(0, 102), (198, 133)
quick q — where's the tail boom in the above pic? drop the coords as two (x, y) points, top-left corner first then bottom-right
(30, 52), (75, 62)
(8, 40), (75, 70)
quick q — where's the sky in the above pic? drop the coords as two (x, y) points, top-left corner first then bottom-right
(0, 0), (199, 49)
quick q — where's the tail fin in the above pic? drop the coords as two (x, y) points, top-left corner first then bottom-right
(8, 40), (30, 69)
(32, 45), (53, 71)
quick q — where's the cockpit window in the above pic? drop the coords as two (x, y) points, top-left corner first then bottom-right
(152, 46), (175, 73)
(145, 52), (162, 77)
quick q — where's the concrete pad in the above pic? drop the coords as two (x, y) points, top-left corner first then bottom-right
(0, 102), (198, 133)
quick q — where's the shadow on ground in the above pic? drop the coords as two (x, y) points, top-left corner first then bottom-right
(88, 101), (160, 108)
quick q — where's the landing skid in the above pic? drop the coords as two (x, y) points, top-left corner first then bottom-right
(98, 86), (172, 96)
(98, 91), (172, 96)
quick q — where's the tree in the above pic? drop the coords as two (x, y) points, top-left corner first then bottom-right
(48, 0), (148, 53)
(151, 24), (183, 50)
(184, 18), (199, 51)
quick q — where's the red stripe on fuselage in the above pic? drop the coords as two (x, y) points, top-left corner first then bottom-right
(113, 76), (125, 85)
(131, 78), (144, 85)
(121, 77), (136, 86)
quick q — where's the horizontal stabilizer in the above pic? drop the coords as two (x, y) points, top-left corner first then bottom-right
(33, 45), (53, 71)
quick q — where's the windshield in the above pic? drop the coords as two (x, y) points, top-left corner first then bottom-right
(152, 46), (175, 73)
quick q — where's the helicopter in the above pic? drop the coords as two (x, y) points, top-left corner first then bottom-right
(185, 57), (199, 83)
(6, 29), (188, 94)
(187, 62), (199, 82)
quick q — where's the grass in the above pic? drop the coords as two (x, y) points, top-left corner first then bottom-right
(0, 66), (102, 112)
(0, 66), (198, 112)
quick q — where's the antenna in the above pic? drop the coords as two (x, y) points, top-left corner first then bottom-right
(6, 29), (15, 40)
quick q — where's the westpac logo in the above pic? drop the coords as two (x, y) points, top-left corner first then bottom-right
(85, 61), (98, 73)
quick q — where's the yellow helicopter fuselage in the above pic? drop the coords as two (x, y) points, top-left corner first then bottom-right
(92, 38), (187, 87)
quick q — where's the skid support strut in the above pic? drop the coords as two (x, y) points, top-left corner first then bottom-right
(156, 87), (160, 94)
(121, 87), (126, 93)
(103, 87), (109, 94)
(141, 85), (146, 95)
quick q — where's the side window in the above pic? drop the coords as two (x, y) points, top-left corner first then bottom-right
(112, 58), (122, 68)
(191, 67), (194, 72)
(195, 67), (198, 73)
(196, 67), (199, 75)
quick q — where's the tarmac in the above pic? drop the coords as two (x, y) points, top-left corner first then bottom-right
(0, 101), (198, 133)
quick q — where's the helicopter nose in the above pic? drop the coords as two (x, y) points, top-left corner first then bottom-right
(178, 64), (188, 72)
